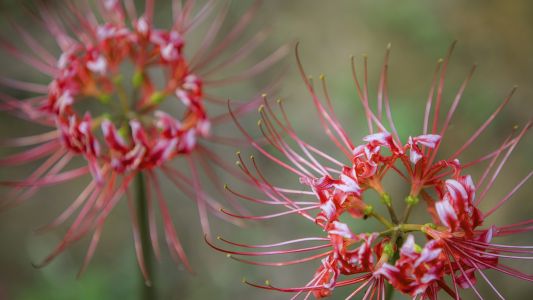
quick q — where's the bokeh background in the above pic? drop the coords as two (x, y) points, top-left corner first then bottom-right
(0, 0), (532, 299)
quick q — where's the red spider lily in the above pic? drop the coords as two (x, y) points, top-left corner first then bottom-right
(0, 0), (287, 279)
(208, 43), (532, 299)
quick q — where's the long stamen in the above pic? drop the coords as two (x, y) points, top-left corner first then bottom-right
(431, 41), (457, 133)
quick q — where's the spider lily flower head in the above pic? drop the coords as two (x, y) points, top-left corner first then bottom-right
(0, 0), (287, 278)
(208, 43), (532, 299)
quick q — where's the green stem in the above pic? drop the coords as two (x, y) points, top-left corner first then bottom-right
(380, 193), (399, 224)
(369, 211), (394, 229)
(377, 230), (401, 267)
(136, 172), (155, 300)
(386, 205), (400, 224)
(399, 223), (424, 232)
(402, 195), (419, 223)
(401, 204), (414, 224)
(379, 224), (424, 237)
(116, 82), (131, 113)
(385, 282), (395, 300)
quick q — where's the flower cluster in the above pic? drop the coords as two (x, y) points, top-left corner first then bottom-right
(48, 14), (209, 178)
(209, 44), (532, 299)
(0, 0), (285, 277)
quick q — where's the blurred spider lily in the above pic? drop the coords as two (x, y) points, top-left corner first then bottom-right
(0, 0), (287, 279)
(209, 43), (532, 299)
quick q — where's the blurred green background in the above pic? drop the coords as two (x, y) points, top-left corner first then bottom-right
(0, 0), (532, 299)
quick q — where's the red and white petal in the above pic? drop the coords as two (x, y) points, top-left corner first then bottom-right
(333, 173), (360, 195)
(413, 134), (441, 148)
(409, 146), (424, 164)
(444, 179), (470, 206)
(363, 131), (391, 145)
(435, 200), (458, 230)
(329, 221), (355, 240)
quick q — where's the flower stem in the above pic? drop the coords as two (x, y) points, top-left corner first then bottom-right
(401, 195), (419, 223)
(136, 172), (156, 300)
(385, 282), (395, 300)
(380, 193), (399, 224)
(378, 223), (423, 237)
(369, 211), (394, 229)
(399, 223), (424, 232)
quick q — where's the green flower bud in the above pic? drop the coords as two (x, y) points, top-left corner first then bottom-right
(150, 91), (165, 105)
(405, 195), (419, 205)
(381, 193), (392, 207)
